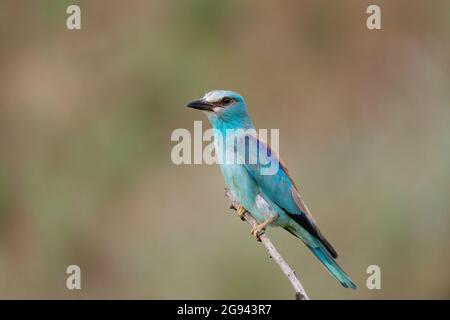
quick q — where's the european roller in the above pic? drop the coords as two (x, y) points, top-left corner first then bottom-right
(186, 90), (356, 289)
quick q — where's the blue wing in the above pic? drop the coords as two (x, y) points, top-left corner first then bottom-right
(238, 133), (337, 258)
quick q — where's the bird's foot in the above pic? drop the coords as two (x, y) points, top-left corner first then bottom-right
(250, 224), (266, 242)
(250, 214), (278, 241)
(237, 206), (247, 221)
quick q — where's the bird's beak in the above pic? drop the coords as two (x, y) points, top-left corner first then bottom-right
(186, 99), (214, 112)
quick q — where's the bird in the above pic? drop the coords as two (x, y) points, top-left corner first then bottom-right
(186, 90), (356, 289)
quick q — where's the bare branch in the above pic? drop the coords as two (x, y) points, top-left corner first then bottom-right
(225, 188), (310, 300)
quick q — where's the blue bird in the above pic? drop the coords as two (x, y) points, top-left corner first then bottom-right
(187, 90), (356, 289)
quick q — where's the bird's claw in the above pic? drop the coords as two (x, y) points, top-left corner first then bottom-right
(250, 224), (265, 242)
(249, 215), (278, 241)
(237, 206), (247, 221)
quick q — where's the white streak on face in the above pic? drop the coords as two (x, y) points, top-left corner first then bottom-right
(203, 90), (227, 103)
(203, 92), (214, 102)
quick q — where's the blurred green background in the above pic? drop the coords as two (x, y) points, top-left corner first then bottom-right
(0, 0), (449, 299)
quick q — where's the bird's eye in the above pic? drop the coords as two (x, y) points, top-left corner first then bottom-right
(221, 97), (232, 104)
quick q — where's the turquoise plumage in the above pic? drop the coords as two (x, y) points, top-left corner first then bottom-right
(187, 90), (356, 289)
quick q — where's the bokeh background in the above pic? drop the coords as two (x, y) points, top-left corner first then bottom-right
(0, 0), (449, 299)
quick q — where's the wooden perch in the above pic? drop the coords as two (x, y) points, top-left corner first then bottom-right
(225, 188), (310, 300)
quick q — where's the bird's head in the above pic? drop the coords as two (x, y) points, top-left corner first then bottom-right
(186, 90), (253, 129)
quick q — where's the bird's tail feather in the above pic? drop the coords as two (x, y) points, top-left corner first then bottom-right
(285, 226), (356, 289)
(306, 243), (357, 289)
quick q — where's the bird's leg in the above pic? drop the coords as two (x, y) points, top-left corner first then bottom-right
(236, 206), (247, 221)
(251, 214), (279, 241)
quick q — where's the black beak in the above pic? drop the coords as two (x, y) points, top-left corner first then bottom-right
(186, 99), (214, 112)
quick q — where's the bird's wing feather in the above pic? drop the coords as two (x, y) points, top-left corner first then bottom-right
(238, 133), (337, 258)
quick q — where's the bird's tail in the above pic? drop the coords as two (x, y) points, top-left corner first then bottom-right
(285, 226), (357, 289)
(306, 243), (357, 289)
